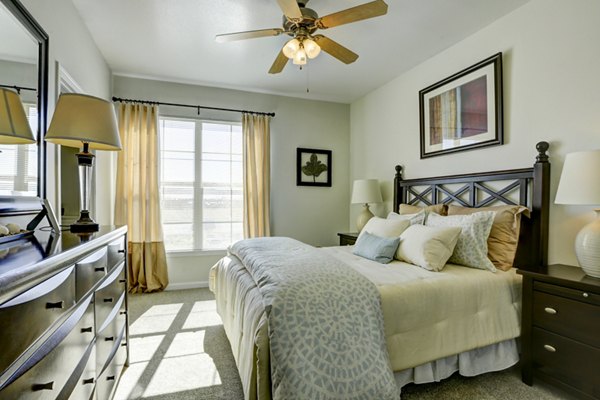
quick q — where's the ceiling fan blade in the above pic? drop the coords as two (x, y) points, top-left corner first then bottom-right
(277, 0), (303, 19)
(269, 49), (289, 74)
(313, 35), (358, 64)
(216, 28), (284, 43)
(315, 0), (388, 29)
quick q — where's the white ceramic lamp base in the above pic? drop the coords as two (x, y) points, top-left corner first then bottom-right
(356, 204), (374, 232)
(575, 210), (600, 278)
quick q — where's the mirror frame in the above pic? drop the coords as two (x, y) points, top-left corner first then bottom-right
(0, 0), (48, 198)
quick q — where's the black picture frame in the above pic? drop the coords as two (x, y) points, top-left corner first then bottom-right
(296, 148), (332, 187)
(419, 53), (503, 159)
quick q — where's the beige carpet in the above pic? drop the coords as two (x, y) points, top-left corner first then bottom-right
(115, 288), (574, 400)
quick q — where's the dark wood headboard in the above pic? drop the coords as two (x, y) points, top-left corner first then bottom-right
(393, 142), (550, 269)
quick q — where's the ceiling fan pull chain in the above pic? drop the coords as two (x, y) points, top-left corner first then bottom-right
(306, 62), (310, 93)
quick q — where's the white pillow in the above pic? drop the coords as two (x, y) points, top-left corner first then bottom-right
(426, 211), (496, 272)
(387, 210), (425, 225)
(358, 217), (410, 240)
(395, 225), (461, 271)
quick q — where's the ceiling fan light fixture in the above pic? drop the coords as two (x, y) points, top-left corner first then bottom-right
(292, 47), (307, 65)
(303, 38), (321, 59)
(283, 38), (300, 58)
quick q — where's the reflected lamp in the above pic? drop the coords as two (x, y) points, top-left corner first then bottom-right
(45, 93), (121, 232)
(0, 88), (35, 144)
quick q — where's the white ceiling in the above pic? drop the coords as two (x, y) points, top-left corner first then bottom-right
(71, 0), (529, 103)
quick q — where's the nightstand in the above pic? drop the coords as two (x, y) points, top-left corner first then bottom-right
(518, 264), (600, 400)
(337, 232), (358, 246)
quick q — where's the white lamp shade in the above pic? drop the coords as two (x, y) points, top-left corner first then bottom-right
(303, 38), (321, 59)
(351, 179), (383, 204)
(283, 38), (300, 58)
(555, 150), (600, 205)
(0, 88), (35, 144)
(45, 93), (121, 150)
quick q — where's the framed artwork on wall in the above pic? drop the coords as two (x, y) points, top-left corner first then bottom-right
(419, 52), (503, 159)
(296, 148), (332, 187)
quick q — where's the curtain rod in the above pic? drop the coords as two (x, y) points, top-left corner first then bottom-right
(111, 96), (275, 117)
(0, 84), (37, 94)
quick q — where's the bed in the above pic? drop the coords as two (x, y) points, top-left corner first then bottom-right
(209, 142), (551, 400)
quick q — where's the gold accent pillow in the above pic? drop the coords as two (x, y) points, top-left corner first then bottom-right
(447, 205), (530, 271)
(399, 203), (448, 216)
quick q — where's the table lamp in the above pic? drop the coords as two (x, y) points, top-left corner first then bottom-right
(555, 150), (600, 277)
(351, 179), (382, 232)
(45, 93), (121, 233)
(0, 88), (35, 144)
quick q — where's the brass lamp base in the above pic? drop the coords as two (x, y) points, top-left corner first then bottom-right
(70, 210), (99, 233)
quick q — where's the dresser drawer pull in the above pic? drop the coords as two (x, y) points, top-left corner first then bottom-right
(104, 297), (114, 303)
(583, 292), (589, 298)
(105, 336), (115, 341)
(107, 375), (116, 381)
(118, 249), (125, 253)
(81, 326), (93, 333)
(544, 307), (557, 314)
(119, 279), (126, 284)
(32, 381), (54, 391)
(120, 310), (127, 315)
(82, 378), (94, 385)
(121, 342), (127, 347)
(543, 344), (556, 353)
(95, 267), (106, 273)
(45, 301), (64, 309)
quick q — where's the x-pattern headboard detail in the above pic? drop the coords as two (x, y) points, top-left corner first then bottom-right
(393, 142), (551, 269)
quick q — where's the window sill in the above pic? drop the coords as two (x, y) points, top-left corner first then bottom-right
(166, 249), (227, 258)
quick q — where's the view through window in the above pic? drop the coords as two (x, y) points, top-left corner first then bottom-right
(158, 117), (243, 251)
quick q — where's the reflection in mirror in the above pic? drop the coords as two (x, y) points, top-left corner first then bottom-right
(0, 0), (47, 198)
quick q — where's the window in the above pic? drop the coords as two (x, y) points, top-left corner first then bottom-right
(0, 103), (38, 196)
(158, 117), (243, 251)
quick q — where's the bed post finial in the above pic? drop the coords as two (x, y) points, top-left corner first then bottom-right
(393, 165), (403, 214)
(536, 141), (549, 163)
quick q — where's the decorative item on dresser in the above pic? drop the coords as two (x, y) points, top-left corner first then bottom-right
(0, 198), (129, 400)
(518, 264), (600, 400)
(554, 149), (600, 278)
(351, 179), (383, 232)
(337, 232), (358, 246)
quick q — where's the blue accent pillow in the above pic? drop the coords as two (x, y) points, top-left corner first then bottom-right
(352, 231), (401, 264)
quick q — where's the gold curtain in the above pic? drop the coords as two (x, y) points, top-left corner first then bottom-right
(115, 103), (168, 293)
(242, 113), (271, 238)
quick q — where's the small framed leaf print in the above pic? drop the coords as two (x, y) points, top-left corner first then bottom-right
(296, 148), (332, 187)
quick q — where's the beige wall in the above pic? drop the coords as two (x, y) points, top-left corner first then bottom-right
(22, 0), (114, 225)
(350, 0), (600, 266)
(113, 75), (351, 288)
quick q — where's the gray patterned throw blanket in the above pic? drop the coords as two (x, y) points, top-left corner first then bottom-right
(229, 237), (398, 400)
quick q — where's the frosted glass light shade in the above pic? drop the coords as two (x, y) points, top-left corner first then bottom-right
(303, 38), (321, 59)
(45, 93), (121, 150)
(0, 88), (35, 144)
(351, 179), (383, 204)
(555, 150), (600, 205)
(293, 47), (307, 65)
(283, 38), (300, 58)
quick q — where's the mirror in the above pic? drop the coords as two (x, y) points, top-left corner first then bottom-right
(0, 0), (48, 198)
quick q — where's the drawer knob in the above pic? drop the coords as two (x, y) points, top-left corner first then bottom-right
(46, 301), (64, 309)
(544, 307), (557, 315)
(82, 378), (94, 385)
(104, 297), (114, 303)
(119, 279), (126, 284)
(121, 342), (128, 347)
(81, 326), (93, 333)
(583, 292), (589, 298)
(32, 381), (54, 391)
(120, 310), (127, 315)
(107, 375), (116, 381)
(118, 249), (125, 254)
(105, 336), (115, 341)
(95, 267), (106, 273)
(543, 344), (556, 353)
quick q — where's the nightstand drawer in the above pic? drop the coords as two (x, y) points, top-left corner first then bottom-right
(533, 290), (600, 348)
(338, 233), (358, 246)
(533, 328), (600, 397)
(535, 281), (600, 306)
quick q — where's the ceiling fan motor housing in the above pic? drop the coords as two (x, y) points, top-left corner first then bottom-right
(283, 6), (319, 36)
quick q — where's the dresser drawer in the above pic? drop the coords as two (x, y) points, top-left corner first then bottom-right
(0, 295), (95, 399)
(107, 237), (126, 273)
(76, 247), (108, 300)
(95, 261), (126, 331)
(0, 266), (76, 376)
(96, 327), (127, 400)
(533, 289), (600, 348)
(533, 327), (600, 397)
(60, 341), (97, 400)
(96, 294), (126, 375)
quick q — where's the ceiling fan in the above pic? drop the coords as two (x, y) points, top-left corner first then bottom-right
(216, 0), (388, 74)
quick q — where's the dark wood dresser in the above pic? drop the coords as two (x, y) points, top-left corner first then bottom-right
(0, 225), (129, 400)
(337, 232), (358, 246)
(518, 264), (600, 399)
